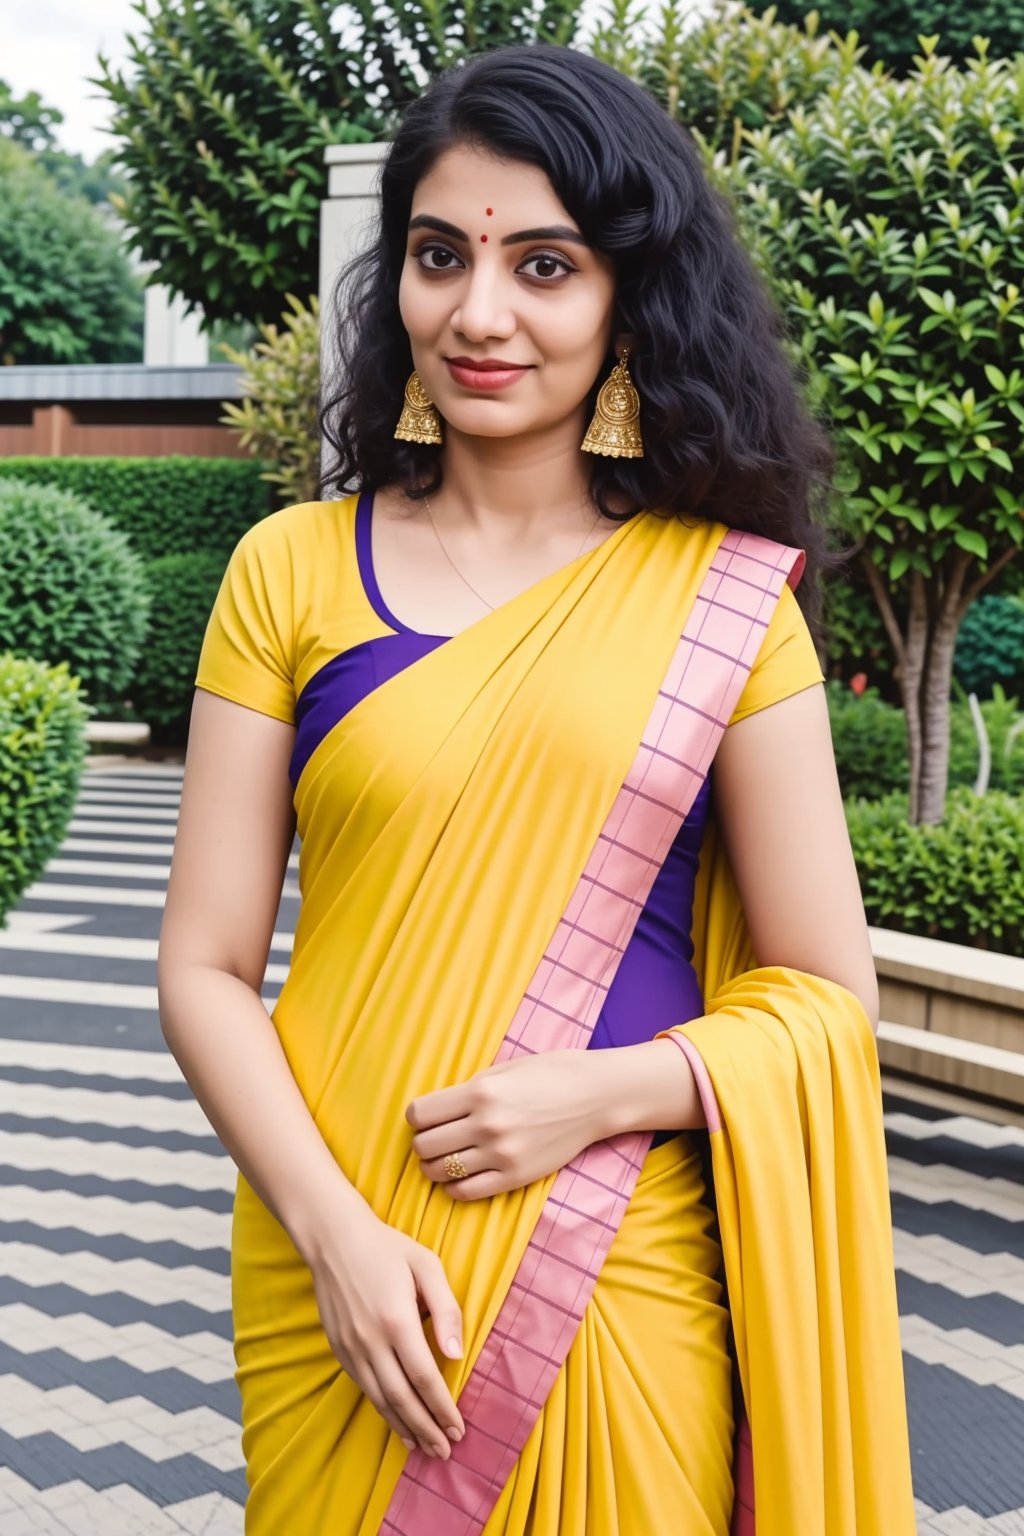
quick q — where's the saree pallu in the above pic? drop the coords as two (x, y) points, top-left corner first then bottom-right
(666, 824), (917, 1534)
(230, 507), (914, 1533)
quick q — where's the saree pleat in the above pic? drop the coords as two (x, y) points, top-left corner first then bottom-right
(235, 511), (741, 1532)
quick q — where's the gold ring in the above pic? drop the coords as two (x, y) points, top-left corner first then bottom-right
(443, 1153), (469, 1180)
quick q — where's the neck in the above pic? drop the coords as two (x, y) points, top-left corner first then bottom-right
(420, 417), (607, 536)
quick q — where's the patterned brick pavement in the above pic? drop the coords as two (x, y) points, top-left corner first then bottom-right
(0, 763), (1021, 1533)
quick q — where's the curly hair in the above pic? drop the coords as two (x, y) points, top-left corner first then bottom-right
(320, 43), (837, 632)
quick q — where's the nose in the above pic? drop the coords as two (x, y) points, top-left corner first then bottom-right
(450, 258), (517, 342)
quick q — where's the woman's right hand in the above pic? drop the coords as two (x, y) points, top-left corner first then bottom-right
(306, 1204), (467, 1460)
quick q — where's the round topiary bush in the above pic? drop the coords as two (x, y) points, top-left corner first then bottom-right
(0, 476), (151, 709)
(129, 550), (232, 744)
(954, 594), (1024, 700)
(0, 652), (88, 926)
(846, 788), (1024, 954)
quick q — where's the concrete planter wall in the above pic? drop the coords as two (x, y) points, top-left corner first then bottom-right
(872, 927), (1024, 1107)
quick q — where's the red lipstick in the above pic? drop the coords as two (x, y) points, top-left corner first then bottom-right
(445, 357), (531, 391)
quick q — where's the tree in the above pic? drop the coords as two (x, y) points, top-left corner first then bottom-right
(0, 78), (62, 153)
(0, 143), (143, 364)
(585, 0), (855, 154)
(0, 76), (126, 206)
(769, 0), (1024, 73)
(95, 0), (580, 328)
(730, 37), (1024, 822)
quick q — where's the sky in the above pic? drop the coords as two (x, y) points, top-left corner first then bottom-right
(4, 0), (140, 160)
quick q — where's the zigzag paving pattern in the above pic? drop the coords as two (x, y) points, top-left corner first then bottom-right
(0, 762), (1021, 1533)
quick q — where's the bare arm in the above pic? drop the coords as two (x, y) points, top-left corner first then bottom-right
(157, 687), (364, 1251)
(710, 680), (879, 1031)
(157, 687), (465, 1458)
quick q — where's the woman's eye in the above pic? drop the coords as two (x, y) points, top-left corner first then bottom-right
(417, 244), (462, 272)
(519, 253), (575, 280)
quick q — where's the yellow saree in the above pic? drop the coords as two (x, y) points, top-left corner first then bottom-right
(198, 496), (914, 1534)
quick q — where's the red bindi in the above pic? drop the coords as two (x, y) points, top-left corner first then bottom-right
(486, 207), (493, 215)
(480, 234), (488, 242)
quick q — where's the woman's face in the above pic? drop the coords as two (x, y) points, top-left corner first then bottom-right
(399, 143), (619, 443)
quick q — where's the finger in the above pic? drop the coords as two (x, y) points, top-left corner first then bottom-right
(420, 1146), (483, 1183)
(411, 1248), (464, 1364)
(376, 1349), (455, 1459)
(355, 1356), (419, 1452)
(411, 1121), (474, 1160)
(444, 1171), (507, 1201)
(394, 1328), (465, 1441)
(406, 1084), (473, 1131)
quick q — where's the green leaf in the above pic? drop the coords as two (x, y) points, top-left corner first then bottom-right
(954, 529), (989, 559)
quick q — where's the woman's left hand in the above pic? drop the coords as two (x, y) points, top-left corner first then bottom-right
(405, 1050), (614, 1200)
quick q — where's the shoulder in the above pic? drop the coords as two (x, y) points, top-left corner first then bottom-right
(233, 495), (358, 566)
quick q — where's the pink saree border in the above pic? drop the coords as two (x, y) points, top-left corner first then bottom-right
(381, 528), (803, 1536)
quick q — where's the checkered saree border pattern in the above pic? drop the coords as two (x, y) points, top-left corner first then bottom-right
(381, 529), (802, 1535)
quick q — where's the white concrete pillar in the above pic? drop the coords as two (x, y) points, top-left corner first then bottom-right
(143, 285), (209, 367)
(320, 143), (389, 307)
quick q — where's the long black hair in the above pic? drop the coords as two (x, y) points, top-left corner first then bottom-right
(320, 43), (837, 632)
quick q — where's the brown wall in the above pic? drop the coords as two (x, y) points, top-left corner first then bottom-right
(0, 402), (248, 459)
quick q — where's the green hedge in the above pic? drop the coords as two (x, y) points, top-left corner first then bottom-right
(0, 456), (274, 562)
(828, 682), (1024, 799)
(0, 477), (151, 707)
(847, 789), (1024, 954)
(0, 653), (88, 926)
(130, 551), (230, 742)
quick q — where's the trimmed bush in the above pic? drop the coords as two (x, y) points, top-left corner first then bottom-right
(826, 682), (908, 799)
(130, 551), (229, 743)
(0, 653), (88, 926)
(846, 789), (1024, 954)
(0, 477), (150, 707)
(954, 595), (1024, 700)
(0, 457), (273, 562)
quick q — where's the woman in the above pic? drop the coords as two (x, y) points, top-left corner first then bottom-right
(158, 43), (915, 1535)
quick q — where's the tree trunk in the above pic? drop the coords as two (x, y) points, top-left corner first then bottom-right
(902, 573), (928, 823)
(917, 612), (960, 823)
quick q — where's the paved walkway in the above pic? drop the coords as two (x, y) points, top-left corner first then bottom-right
(0, 763), (1021, 1533)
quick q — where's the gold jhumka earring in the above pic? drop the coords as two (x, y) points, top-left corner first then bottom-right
(393, 371), (444, 445)
(581, 346), (644, 458)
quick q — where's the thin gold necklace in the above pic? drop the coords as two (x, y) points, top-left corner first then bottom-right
(420, 491), (603, 613)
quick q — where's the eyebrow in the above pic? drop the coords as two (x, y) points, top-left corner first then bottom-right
(407, 214), (589, 248)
